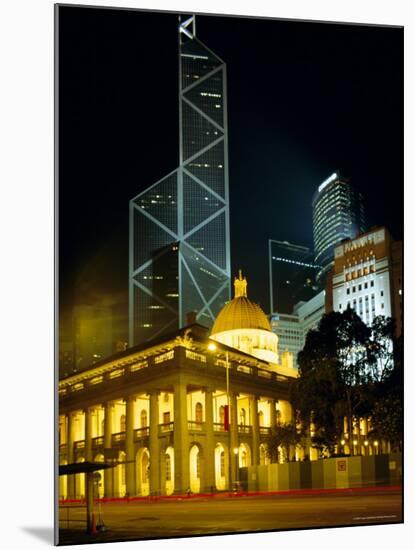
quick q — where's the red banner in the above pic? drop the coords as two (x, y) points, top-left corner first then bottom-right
(224, 404), (229, 431)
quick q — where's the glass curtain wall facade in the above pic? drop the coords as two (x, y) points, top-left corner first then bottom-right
(129, 16), (231, 345)
(312, 173), (365, 282)
(268, 239), (320, 315)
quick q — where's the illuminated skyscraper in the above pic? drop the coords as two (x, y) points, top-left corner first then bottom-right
(129, 16), (231, 345)
(312, 172), (365, 282)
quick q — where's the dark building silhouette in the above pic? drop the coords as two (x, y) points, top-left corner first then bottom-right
(268, 239), (320, 315)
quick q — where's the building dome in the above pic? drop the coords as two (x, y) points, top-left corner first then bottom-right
(210, 271), (279, 365)
(211, 271), (272, 334)
(211, 296), (272, 334)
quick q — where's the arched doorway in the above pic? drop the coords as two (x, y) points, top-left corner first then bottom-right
(189, 445), (201, 493)
(259, 443), (269, 465)
(75, 457), (85, 499)
(238, 443), (251, 468)
(164, 446), (175, 495)
(94, 454), (105, 498)
(215, 443), (228, 490)
(136, 448), (150, 496)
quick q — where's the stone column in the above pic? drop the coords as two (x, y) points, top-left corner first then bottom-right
(229, 392), (239, 488)
(84, 407), (93, 462)
(250, 395), (259, 466)
(103, 402), (113, 497)
(67, 412), (75, 498)
(173, 381), (190, 494)
(269, 398), (276, 429)
(203, 387), (215, 492)
(125, 395), (136, 496)
(149, 390), (160, 495)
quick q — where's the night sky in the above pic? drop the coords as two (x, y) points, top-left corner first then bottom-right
(58, 6), (403, 341)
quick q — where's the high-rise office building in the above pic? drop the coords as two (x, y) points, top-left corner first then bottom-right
(327, 226), (402, 337)
(129, 16), (231, 345)
(270, 290), (326, 370)
(312, 172), (365, 282)
(268, 239), (320, 315)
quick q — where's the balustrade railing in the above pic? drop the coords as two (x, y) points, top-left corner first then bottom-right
(134, 427), (149, 439)
(259, 427), (272, 435)
(237, 365), (252, 374)
(159, 422), (174, 433)
(188, 421), (205, 431)
(112, 432), (126, 444)
(213, 422), (226, 432)
(237, 424), (252, 434)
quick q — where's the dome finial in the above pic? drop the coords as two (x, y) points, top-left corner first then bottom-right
(234, 269), (247, 298)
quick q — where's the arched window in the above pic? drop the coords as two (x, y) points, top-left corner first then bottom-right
(165, 454), (171, 481)
(142, 452), (149, 483)
(219, 405), (225, 424)
(140, 409), (148, 428)
(220, 451), (225, 477)
(120, 414), (126, 432)
(195, 402), (203, 423)
(196, 451), (200, 478)
(240, 408), (246, 425)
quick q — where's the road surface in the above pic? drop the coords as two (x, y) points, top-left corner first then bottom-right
(58, 488), (402, 545)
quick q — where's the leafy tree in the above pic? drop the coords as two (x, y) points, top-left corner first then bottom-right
(369, 395), (402, 452)
(292, 308), (396, 455)
(368, 331), (402, 451)
(367, 316), (395, 380)
(267, 422), (300, 463)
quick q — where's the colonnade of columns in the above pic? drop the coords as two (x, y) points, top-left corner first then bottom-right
(60, 388), (293, 498)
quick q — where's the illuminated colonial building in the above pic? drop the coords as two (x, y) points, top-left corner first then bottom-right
(129, 16), (231, 346)
(59, 272), (297, 498)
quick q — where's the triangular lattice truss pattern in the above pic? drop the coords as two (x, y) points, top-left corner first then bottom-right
(129, 16), (231, 345)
